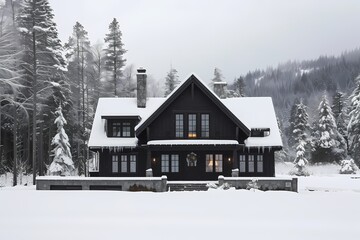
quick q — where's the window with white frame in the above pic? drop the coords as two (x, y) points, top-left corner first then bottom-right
(248, 155), (254, 172)
(175, 114), (184, 138)
(161, 154), (170, 172)
(130, 155), (136, 173)
(171, 155), (179, 172)
(215, 154), (223, 172)
(206, 154), (213, 172)
(201, 114), (210, 138)
(239, 155), (246, 173)
(121, 155), (128, 172)
(122, 122), (131, 137)
(257, 155), (263, 173)
(112, 155), (119, 173)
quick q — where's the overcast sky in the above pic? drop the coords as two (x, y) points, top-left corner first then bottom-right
(49, 0), (360, 83)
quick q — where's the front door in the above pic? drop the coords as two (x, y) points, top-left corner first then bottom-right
(184, 152), (200, 180)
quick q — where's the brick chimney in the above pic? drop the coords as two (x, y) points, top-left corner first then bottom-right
(213, 82), (227, 99)
(137, 68), (147, 108)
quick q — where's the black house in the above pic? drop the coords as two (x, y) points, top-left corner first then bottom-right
(88, 69), (282, 180)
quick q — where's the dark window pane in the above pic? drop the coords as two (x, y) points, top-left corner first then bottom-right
(201, 114), (209, 138)
(188, 114), (197, 138)
(175, 114), (184, 138)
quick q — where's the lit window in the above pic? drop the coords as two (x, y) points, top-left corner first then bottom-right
(188, 114), (197, 138)
(175, 114), (184, 138)
(161, 154), (169, 172)
(112, 155), (118, 173)
(130, 155), (136, 173)
(112, 122), (121, 136)
(248, 155), (254, 172)
(122, 122), (131, 137)
(121, 155), (127, 172)
(239, 155), (246, 173)
(171, 155), (179, 172)
(215, 154), (223, 172)
(257, 155), (263, 172)
(206, 154), (213, 172)
(201, 114), (209, 138)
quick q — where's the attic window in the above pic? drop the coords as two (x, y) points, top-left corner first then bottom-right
(251, 128), (270, 137)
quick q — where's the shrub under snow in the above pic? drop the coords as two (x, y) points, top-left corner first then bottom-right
(339, 159), (359, 174)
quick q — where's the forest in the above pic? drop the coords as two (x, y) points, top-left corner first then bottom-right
(1, 0), (360, 184)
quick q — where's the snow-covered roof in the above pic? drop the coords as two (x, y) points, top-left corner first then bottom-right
(88, 73), (282, 148)
(148, 140), (239, 146)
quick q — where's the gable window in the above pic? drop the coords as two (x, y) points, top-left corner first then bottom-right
(121, 155), (128, 172)
(161, 154), (170, 172)
(188, 114), (197, 138)
(112, 155), (119, 173)
(201, 114), (210, 138)
(112, 123), (121, 137)
(248, 155), (255, 172)
(175, 114), (184, 138)
(257, 155), (263, 173)
(239, 155), (246, 173)
(122, 122), (131, 137)
(130, 155), (136, 173)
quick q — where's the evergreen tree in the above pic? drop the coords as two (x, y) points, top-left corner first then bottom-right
(332, 91), (346, 120)
(286, 98), (300, 148)
(164, 67), (179, 97)
(311, 94), (347, 163)
(234, 76), (246, 97)
(339, 159), (358, 174)
(49, 106), (74, 175)
(17, 0), (67, 184)
(293, 100), (310, 143)
(104, 18), (126, 97)
(347, 76), (360, 165)
(290, 140), (309, 176)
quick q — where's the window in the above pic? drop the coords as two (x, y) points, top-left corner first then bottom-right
(121, 155), (127, 172)
(171, 155), (179, 172)
(175, 114), (184, 138)
(112, 155), (118, 173)
(239, 155), (246, 173)
(188, 114), (197, 138)
(112, 123), (121, 137)
(257, 155), (263, 173)
(248, 155), (254, 172)
(130, 155), (136, 173)
(201, 114), (209, 138)
(161, 154), (169, 172)
(206, 154), (213, 172)
(215, 154), (223, 172)
(122, 122), (131, 137)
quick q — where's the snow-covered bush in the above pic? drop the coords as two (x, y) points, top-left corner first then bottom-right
(207, 182), (232, 190)
(290, 140), (310, 176)
(246, 178), (259, 190)
(339, 159), (359, 174)
(48, 106), (75, 176)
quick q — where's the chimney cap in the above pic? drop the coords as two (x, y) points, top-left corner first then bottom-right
(137, 67), (146, 74)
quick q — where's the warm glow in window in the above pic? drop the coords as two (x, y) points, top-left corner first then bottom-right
(188, 114), (197, 138)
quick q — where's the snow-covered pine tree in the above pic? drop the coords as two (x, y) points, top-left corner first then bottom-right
(339, 159), (358, 174)
(347, 76), (360, 166)
(17, 0), (67, 184)
(311, 93), (347, 163)
(104, 18), (126, 97)
(164, 67), (179, 97)
(290, 140), (309, 176)
(49, 106), (74, 176)
(286, 99), (300, 148)
(332, 91), (346, 120)
(234, 76), (246, 97)
(293, 100), (310, 143)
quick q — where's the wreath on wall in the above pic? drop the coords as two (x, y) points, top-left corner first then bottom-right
(186, 152), (197, 167)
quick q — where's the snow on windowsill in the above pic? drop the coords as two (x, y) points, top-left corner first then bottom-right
(147, 139), (239, 146)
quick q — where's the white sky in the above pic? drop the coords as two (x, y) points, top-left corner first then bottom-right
(49, 0), (360, 83)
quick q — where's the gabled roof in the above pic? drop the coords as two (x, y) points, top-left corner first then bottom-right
(135, 73), (250, 136)
(88, 73), (282, 148)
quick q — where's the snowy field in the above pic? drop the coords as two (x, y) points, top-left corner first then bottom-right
(1, 163), (360, 240)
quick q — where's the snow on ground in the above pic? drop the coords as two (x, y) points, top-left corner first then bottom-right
(1, 164), (360, 240)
